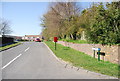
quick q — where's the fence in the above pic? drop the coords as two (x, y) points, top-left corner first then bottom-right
(0, 36), (14, 47)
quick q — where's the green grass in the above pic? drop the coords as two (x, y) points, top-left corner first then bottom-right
(45, 41), (119, 77)
(59, 39), (89, 44)
(0, 42), (21, 51)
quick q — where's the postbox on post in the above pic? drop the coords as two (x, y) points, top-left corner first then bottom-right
(54, 37), (58, 50)
(92, 48), (101, 61)
(54, 37), (58, 42)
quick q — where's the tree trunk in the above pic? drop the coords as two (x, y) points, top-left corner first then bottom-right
(70, 34), (74, 40)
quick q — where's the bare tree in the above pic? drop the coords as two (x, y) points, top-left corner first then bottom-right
(41, 2), (81, 39)
(0, 19), (12, 35)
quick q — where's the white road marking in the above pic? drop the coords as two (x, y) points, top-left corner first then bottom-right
(2, 54), (22, 69)
(24, 47), (30, 52)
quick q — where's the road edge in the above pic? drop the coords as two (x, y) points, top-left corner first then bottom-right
(0, 42), (22, 52)
(43, 42), (118, 79)
(43, 42), (67, 65)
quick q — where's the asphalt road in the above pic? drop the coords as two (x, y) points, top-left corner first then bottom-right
(1, 42), (117, 79)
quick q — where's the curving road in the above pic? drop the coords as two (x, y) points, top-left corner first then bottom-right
(1, 42), (117, 79)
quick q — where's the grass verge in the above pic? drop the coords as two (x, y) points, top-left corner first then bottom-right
(60, 39), (89, 44)
(45, 41), (119, 77)
(0, 42), (21, 51)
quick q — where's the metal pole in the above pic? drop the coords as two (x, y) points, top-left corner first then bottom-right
(98, 50), (100, 61)
(55, 42), (56, 50)
(93, 50), (95, 58)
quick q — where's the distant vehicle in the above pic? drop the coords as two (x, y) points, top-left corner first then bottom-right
(34, 38), (41, 42)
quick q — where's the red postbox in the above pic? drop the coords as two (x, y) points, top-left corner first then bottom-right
(54, 37), (58, 42)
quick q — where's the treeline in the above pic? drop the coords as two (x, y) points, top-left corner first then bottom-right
(41, 2), (120, 45)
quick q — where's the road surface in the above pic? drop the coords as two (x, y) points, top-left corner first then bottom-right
(1, 42), (117, 79)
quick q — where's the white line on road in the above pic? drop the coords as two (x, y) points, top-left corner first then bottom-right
(24, 47), (30, 52)
(2, 54), (22, 69)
